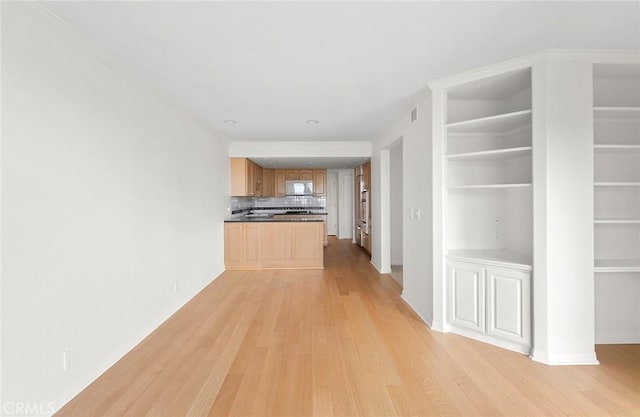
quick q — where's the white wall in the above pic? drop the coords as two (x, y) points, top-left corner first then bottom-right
(229, 141), (371, 158)
(371, 92), (434, 325)
(1, 4), (230, 412)
(326, 170), (339, 235)
(390, 142), (403, 266)
(337, 170), (354, 239)
(326, 169), (353, 239)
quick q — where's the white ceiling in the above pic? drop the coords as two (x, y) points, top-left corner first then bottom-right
(42, 1), (640, 144)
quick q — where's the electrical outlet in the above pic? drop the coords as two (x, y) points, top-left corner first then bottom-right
(409, 208), (414, 219)
(416, 209), (421, 220)
(495, 218), (501, 240)
(63, 349), (72, 371)
(173, 281), (179, 293)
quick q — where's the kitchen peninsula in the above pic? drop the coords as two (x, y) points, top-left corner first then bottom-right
(226, 158), (329, 269)
(224, 213), (324, 269)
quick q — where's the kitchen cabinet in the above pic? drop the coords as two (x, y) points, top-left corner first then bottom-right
(313, 169), (326, 196)
(275, 170), (286, 196)
(262, 169), (275, 196)
(355, 162), (371, 255)
(273, 169), (326, 196)
(224, 223), (261, 268)
(230, 158), (263, 197)
(224, 221), (324, 269)
(291, 222), (324, 264)
(362, 161), (371, 191)
(446, 258), (531, 353)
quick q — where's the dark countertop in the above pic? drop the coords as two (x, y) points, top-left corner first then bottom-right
(225, 214), (325, 223)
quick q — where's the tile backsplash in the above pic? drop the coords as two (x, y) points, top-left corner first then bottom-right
(230, 196), (326, 213)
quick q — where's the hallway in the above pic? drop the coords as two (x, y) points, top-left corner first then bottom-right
(57, 238), (640, 416)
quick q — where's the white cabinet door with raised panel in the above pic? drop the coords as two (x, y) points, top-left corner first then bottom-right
(447, 262), (485, 333)
(486, 267), (531, 346)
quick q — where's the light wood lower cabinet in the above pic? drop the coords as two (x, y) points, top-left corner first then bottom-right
(447, 260), (531, 354)
(225, 222), (324, 270)
(224, 223), (261, 268)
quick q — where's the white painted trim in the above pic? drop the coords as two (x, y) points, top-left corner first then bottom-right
(0, 1), (3, 407)
(448, 326), (532, 356)
(429, 52), (540, 89)
(429, 49), (640, 90)
(15, 2), (222, 136)
(595, 336), (640, 344)
(431, 87), (447, 332)
(543, 49), (640, 64)
(401, 295), (433, 328)
(530, 350), (600, 366)
(370, 259), (386, 274)
(51, 268), (224, 414)
(379, 149), (391, 274)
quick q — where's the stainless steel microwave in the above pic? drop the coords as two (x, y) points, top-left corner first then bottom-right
(285, 180), (313, 196)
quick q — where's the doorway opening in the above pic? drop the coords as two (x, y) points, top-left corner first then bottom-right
(326, 169), (354, 241)
(389, 139), (404, 286)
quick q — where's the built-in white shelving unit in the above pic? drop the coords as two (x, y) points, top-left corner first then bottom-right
(593, 63), (640, 344)
(443, 67), (533, 354)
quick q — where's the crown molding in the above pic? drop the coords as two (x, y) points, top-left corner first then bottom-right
(12, 1), (229, 139)
(15, 2), (121, 71)
(428, 51), (542, 90)
(428, 49), (640, 90)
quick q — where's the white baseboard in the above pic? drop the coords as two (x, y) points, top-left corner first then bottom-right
(530, 349), (600, 365)
(400, 294), (432, 328)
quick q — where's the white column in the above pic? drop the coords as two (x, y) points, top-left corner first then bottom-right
(430, 88), (446, 332)
(531, 59), (598, 365)
(378, 149), (392, 274)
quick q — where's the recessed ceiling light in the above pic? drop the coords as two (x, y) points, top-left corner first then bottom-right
(224, 120), (237, 124)
(305, 119), (319, 124)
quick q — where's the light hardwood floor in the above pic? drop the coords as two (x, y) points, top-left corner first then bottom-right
(56, 238), (640, 417)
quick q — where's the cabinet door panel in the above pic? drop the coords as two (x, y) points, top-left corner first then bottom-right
(486, 268), (530, 345)
(286, 170), (299, 180)
(447, 262), (485, 333)
(243, 224), (261, 265)
(299, 170), (313, 180)
(260, 223), (292, 261)
(224, 224), (244, 265)
(292, 223), (323, 262)
(313, 170), (326, 196)
(275, 170), (286, 196)
(262, 169), (274, 196)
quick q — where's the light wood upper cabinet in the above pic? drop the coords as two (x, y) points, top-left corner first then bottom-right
(232, 164), (327, 197)
(313, 170), (326, 196)
(275, 170), (286, 196)
(362, 161), (371, 191)
(262, 169), (275, 197)
(299, 170), (313, 180)
(230, 158), (263, 197)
